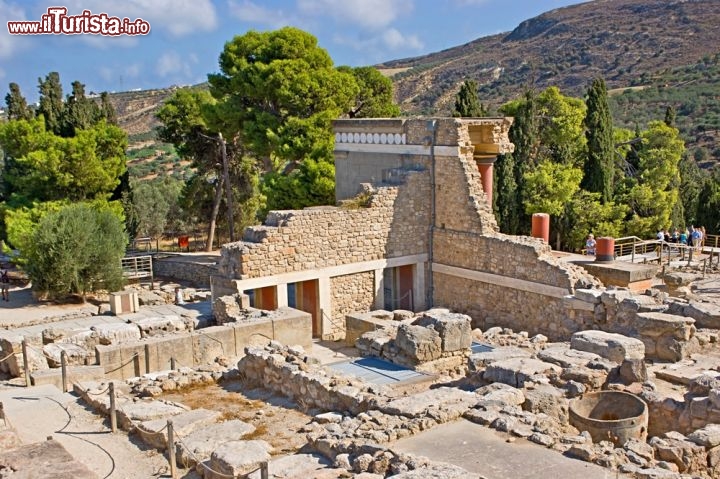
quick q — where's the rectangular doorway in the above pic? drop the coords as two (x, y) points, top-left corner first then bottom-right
(383, 265), (414, 311)
(287, 279), (320, 337)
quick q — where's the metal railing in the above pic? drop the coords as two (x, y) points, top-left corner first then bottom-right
(121, 255), (153, 281)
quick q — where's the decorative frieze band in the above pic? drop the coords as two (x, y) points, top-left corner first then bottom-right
(335, 132), (407, 145)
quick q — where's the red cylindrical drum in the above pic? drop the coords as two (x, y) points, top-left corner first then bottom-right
(531, 213), (550, 245)
(596, 237), (615, 262)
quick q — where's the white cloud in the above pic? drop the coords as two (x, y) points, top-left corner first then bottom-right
(228, 0), (294, 29)
(62, 0), (218, 37)
(297, 0), (413, 30)
(0, 67), (5, 79)
(99, 67), (114, 82)
(0, 1), (28, 59)
(382, 27), (422, 50)
(156, 51), (192, 78)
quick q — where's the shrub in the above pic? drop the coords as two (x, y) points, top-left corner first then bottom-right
(25, 203), (127, 299)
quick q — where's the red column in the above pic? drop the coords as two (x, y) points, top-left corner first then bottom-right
(596, 237), (615, 262)
(531, 213), (550, 245)
(477, 162), (494, 205)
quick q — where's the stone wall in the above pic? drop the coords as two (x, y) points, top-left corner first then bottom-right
(219, 171), (431, 281)
(153, 256), (219, 287)
(330, 271), (375, 326)
(432, 232), (601, 341)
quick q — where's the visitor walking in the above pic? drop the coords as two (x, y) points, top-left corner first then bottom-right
(585, 234), (596, 256)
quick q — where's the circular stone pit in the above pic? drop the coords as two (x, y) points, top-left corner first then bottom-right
(569, 390), (648, 446)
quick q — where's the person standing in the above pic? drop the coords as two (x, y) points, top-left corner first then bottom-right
(585, 234), (597, 256)
(0, 267), (9, 302)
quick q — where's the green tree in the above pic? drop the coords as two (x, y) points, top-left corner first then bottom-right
(5, 83), (33, 121)
(622, 121), (684, 237)
(452, 80), (486, 117)
(664, 105), (676, 127)
(208, 27), (357, 176)
(566, 191), (627, 251)
(523, 160), (583, 249)
(24, 203), (127, 299)
(0, 117), (127, 203)
(123, 177), (184, 240)
(99, 92), (118, 125)
(156, 88), (264, 248)
(340, 66), (400, 118)
(695, 167), (720, 234)
(582, 78), (615, 203)
(493, 153), (518, 234)
(37, 72), (64, 135)
(499, 89), (539, 234)
(61, 81), (100, 136)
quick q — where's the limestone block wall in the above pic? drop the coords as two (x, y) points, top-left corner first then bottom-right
(432, 231), (600, 341)
(153, 257), (219, 287)
(219, 171), (431, 280)
(330, 271), (375, 328)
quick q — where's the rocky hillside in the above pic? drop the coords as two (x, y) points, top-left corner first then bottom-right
(106, 87), (176, 138)
(381, 0), (720, 116)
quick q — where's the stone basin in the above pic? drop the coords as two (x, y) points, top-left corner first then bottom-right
(569, 390), (648, 446)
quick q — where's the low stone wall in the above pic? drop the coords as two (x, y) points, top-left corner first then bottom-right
(93, 310), (311, 380)
(237, 343), (385, 414)
(153, 256), (219, 287)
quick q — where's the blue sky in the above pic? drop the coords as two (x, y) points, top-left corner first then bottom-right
(1, 0), (587, 103)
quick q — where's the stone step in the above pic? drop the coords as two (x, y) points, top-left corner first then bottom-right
(176, 419), (255, 467)
(32, 365), (106, 390)
(137, 407), (221, 450)
(202, 440), (272, 479)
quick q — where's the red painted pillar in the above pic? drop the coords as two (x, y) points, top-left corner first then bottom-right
(596, 237), (615, 262)
(477, 162), (494, 205)
(531, 213), (550, 245)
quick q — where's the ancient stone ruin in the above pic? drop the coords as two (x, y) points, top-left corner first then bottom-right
(2, 117), (720, 478)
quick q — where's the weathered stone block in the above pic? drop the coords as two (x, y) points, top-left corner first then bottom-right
(176, 419), (255, 468)
(570, 330), (645, 363)
(635, 312), (695, 340)
(43, 342), (91, 367)
(684, 301), (720, 329)
(212, 293), (251, 325)
(395, 324), (441, 362)
(206, 440), (272, 479)
(413, 310), (472, 352)
(483, 358), (561, 388)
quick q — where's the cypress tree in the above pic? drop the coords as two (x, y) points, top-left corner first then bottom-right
(5, 83), (33, 120)
(493, 153), (519, 234)
(37, 72), (64, 135)
(61, 80), (101, 136)
(664, 105), (676, 127)
(99, 92), (118, 125)
(452, 80), (486, 117)
(508, 89), (539, 234)
(581, 77), (615, 203)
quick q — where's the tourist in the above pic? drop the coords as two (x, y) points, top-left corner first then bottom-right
(691, 227), (702, 252)
(585, 234), (596, 256)
(0, 266), (9, 302)
(679, 229), (688, 246)
(700, 226), (706, 249)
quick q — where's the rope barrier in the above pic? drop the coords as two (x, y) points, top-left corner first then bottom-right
(104, 353), (140, 374)
(0, 350), (16, 362)
(133, 421), (169, 440)
(85, 384), (112, 396)
(173, 431), (246, 478)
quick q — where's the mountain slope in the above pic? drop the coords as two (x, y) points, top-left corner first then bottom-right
(381, 0), (720, 116)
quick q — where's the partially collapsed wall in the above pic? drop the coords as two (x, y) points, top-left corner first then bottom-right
(215, 118), (623, 341)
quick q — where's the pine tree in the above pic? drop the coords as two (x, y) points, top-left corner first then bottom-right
(581, 77), (615, 203)
(37, 72), (64, 135)
(452, 80), (486, 118)
(5, 83), (33, 120)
